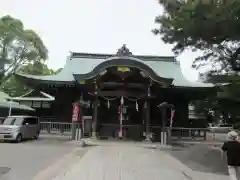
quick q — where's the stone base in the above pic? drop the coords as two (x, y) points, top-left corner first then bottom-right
(156, 144), (172, 150)
(142, 138), (152, 143)
(71, 140), (86, 147)
(143, 132), (154, 141)
(90, 136), (97, 140)
(77, 140), (86, 147)
(91, 132), (97, 139)
(160, 132), (167, 145)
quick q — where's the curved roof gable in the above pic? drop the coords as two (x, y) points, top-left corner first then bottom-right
(73, 56), (174, 84)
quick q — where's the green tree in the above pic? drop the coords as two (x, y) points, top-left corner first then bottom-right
(153, 1), (240, 124)
(153, 0), (240, 73)
(0, 15), (48, 85)
(2, 61), (55, 96)
(18, 61), (55, 75)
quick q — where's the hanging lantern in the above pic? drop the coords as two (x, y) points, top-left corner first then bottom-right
(136, 101), (138, 111)
(170, 108), (175, 127)
(107, 100), (110, 108)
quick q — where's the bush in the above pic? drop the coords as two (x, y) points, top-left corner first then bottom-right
(233, 122), (240, 129)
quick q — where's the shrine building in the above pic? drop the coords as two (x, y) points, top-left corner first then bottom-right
(15, 45), (213, 141)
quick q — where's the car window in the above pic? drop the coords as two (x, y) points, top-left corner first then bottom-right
(25, 117), (38, 125)
(22, 118), (30, 125)
(3, 117), (24, 125)
(219, 124), (232, 127)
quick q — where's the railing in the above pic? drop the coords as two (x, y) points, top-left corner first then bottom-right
(169, 127), (208, 140)
(98, 124), (209, 141)
(39, 121), (209, 141)
(40, 122), (72, 135)
(150, 126), (208, 141)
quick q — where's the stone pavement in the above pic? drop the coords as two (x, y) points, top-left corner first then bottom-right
(50, 143), (229, 180)
(30, 147), (90, 180)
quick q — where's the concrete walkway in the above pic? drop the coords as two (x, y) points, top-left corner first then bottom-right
(51, 144), (228, 180)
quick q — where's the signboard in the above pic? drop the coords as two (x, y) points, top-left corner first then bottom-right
(78, 80), (85, 84)
(72, 103), (80, 123)
(117, 66), (130, 72)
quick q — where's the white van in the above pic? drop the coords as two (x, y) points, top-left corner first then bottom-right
(0, 116), (40, 143)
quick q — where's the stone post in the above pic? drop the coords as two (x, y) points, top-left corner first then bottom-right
(145, 100), (151, 141)
(92, 98), (98, 138)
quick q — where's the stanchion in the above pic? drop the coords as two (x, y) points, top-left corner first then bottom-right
(212, 132), (215, 140)
(74, 125), (86, 147)
(75, 126), (82, 141)
(161, 131), (167, 146)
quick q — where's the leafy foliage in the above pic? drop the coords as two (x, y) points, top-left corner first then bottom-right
(2, 61), (56, 96)
(153, 0), (240, 73)
(153, 1), (240, 123)
(18, 61), (55, 75)
(0, 15), (48, 84)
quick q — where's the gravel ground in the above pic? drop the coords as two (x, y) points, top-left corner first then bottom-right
(167, 144), (228, 175)
(0, 136), (77, 180)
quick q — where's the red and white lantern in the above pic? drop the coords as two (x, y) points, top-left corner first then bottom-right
(72, 103), (80, 123)
(170, 109), (175, 127)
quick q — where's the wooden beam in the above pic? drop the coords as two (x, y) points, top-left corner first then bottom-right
(98, 82), (147, 89)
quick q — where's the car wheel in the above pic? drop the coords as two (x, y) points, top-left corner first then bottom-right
(15, 134), (22, 143)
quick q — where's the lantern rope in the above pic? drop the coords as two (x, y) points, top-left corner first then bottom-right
(88, 92), (141, 111)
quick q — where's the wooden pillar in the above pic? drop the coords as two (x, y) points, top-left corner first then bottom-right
(145, 101), (150, 133)
(144, 84), (151, 141)
(92, 81), (98, 138)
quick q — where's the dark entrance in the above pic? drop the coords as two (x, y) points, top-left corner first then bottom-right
(95, 66), (152, 140)
(98, 96), (145, 140)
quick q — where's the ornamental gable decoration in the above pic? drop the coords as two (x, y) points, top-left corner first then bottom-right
(116, 44), (133, 56)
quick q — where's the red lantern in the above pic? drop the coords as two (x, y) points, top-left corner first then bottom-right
(170, 109), (175, 127)
(72, 103), (80, 123)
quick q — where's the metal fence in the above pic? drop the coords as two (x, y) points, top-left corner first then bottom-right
(40, 122), (72, 135)
(149, 126), (208, 141)
(39, 121), (209, 141)
(98, 124), (208, 141)
(169, 127), (208, 140)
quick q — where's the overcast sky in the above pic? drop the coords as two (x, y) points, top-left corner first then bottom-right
(1, 0), (200, 81)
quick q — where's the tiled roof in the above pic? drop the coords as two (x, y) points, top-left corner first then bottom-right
(9, 90), (55, 101)
(16, 53), (213, 88)
(0, 91), (35, 111)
